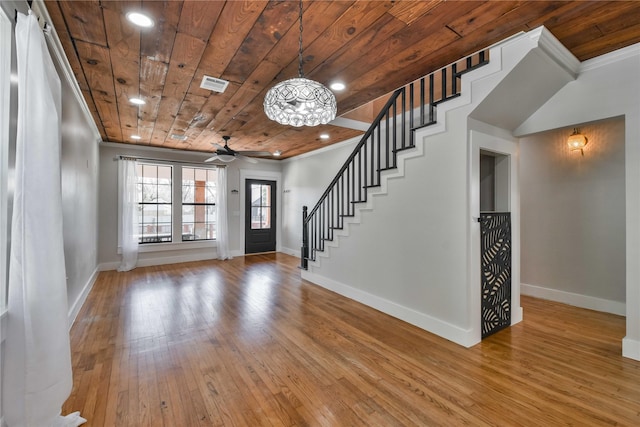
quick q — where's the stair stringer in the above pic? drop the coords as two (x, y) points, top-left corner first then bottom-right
(302, 26), (579, 348)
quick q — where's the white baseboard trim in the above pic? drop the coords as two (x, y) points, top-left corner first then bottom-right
(99, 251), (220, 271)
(280, 246), (299, 257)
(68, 267), (100, 328)
(230, 250), (244, 258)
(622, 337), (640, 361)
(521, 283), (625, 316)
(301, 270), (477, 348)
(511, 306), (524, 325)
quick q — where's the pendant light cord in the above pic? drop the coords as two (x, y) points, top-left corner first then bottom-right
(298, 0), (304, 78)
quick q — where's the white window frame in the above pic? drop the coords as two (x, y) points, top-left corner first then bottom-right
(117, 160), (219, 253)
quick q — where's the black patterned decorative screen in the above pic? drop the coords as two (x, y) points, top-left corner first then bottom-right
(480, 212), (511, 338)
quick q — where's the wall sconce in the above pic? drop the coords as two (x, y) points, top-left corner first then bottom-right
(567, 128), (588, 156)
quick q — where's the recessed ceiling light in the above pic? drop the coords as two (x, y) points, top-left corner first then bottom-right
(330, 82), (346, 91)
(320, 133), (330, 140)
(273, 150), (282, 157)
(129, 97), (146, 105)
(131, 135), (142, 140)
(126, 12), (154, 28)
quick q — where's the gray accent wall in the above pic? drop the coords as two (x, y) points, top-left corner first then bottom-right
(520, 117), (626, 303)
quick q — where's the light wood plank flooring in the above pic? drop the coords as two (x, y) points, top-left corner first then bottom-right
(63, 253), (640, 426)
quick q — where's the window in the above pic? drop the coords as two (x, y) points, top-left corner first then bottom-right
(251, 182), (272, 229)
(182, 167), (217, 241)
(136, 163), (172, 243)
(125, 162), (218, 247)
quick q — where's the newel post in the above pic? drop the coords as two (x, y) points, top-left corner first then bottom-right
(301, 206), (308, 270)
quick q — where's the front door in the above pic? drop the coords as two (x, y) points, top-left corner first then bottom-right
(245, 179), (276, 254)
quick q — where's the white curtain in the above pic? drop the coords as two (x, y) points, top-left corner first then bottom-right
(3, 11), (85, 427)
(216, 166), (231, 260)
(118, 159), (139, 271)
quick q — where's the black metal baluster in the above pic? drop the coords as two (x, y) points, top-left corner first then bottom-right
(363, 142), (368, 195)
(452, 63), (458, 95)
(401, 89), (406, 151)
(441, 68), (447, 102)
(301, 206), (308, 269)
(420, 77), (425, 127)
(409, 83), (415, 146)
(392, 96), (397, 168)
(385, 110), (390, 170)
(429, 73), (434, 124)
(376, 126), (381, 184)
(350, 161), (355, 212)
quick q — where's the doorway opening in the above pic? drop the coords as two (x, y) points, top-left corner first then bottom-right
(479, 150), (512, 338)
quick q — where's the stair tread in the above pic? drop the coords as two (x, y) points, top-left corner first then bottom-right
(392, 145), (416, 153)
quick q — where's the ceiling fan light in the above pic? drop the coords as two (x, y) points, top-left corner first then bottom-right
(217, 154), (236, 162)
(264, 77), (336, 127)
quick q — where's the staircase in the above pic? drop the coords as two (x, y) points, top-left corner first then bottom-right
(301, 50), (490, 269)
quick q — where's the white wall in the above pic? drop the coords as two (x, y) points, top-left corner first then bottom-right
(516, 43), (640, 360)
(519, 118), (626, 314)
(305, 107), (474, 335)
(98, 144), (282, 268)
(280, 138), (359, 255)
(57, 55), (101, 321)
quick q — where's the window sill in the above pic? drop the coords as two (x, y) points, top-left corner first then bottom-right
(118, 240), (216, 254)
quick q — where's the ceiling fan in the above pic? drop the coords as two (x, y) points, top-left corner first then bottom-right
(204, 135), (272, 164)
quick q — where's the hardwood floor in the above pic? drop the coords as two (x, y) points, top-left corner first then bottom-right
(64, 253), (640, 426)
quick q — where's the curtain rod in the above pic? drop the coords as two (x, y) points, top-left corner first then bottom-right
(113, 155), (225, 168)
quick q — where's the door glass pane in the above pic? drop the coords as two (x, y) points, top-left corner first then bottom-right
(261, 207), (271, 228)
(262, 185), (270, 208)
(251, 184), (261, 207)
(251, 206), (261, 229)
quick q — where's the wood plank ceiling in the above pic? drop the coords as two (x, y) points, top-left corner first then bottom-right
(45, 1), (640, 159)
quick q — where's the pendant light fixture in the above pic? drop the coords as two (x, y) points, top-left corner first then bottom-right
(264, 0), (337, 127)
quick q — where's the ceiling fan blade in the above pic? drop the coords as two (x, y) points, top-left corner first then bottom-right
(237, 154), (258, 164)
(204, 155), (219, 162)
(237, 150), (273, 156)
(213, 143), (227, 151)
